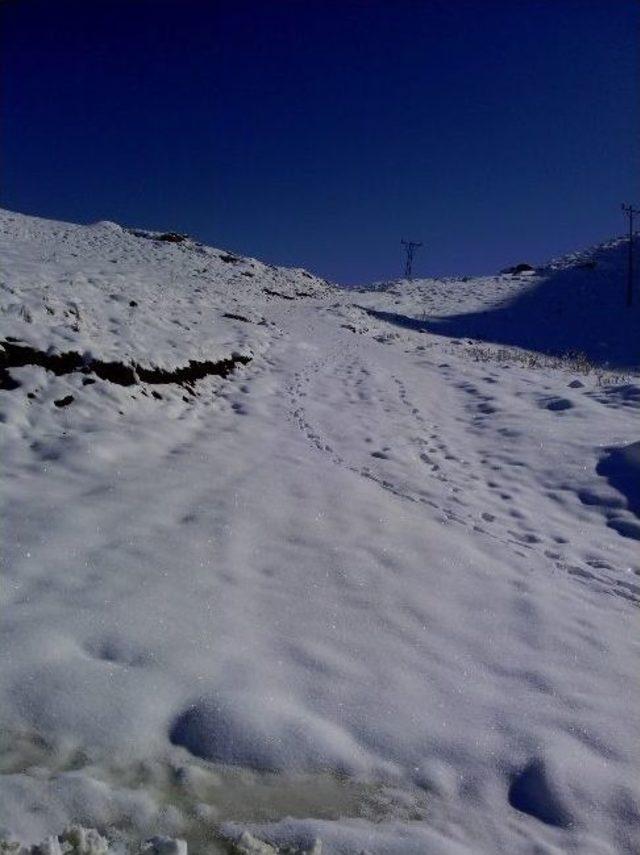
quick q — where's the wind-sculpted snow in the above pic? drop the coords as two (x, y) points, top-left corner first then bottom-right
(0, 210), (639, 854)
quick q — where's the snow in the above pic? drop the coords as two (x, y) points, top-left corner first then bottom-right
(354, 235), (640, 368)
(0, 209), (639, 854)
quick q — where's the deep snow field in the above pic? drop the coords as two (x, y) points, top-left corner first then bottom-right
(0, 209), (639, 855)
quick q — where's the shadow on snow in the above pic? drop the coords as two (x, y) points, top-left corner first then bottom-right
(362, 245), (640, 369)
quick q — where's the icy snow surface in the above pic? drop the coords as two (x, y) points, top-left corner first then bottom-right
(1, 210), (639, 854)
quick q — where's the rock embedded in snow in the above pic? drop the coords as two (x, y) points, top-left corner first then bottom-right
(500, 262), (536, 275)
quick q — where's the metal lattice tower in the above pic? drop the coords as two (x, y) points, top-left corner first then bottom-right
(401, 239), (422, 279)
(622, 203), (639, 307)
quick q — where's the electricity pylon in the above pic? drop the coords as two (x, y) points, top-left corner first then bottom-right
(622, 203), (639, 307)
(401, 239), (422, 279)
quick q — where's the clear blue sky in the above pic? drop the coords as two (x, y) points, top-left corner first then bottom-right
(2, 0), (639, 283)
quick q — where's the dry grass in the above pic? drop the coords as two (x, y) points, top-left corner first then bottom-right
(463, 344), (636, 385)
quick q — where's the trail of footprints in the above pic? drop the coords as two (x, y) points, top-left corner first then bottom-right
(287, 359), (501, 531)
(285, 357), (639, 607)
(446, 371), (640, 606)
(427, 366), (637, 601)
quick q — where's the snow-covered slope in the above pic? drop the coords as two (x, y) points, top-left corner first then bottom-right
(1, 211), (639, 855)
(0, 212), (330, 372)
(351, 236), (640, 368)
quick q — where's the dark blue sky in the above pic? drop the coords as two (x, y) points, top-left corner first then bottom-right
(2, 1), (639, 283)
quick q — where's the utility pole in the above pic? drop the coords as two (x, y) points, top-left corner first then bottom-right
(401, 239), (422, 279)
(622, 203), (639, 307)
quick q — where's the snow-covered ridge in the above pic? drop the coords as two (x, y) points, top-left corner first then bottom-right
(545, 233), (632, 271)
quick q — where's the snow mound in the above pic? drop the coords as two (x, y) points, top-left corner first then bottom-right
(169, 696), (368, 773)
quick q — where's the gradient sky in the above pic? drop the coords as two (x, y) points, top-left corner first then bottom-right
(2, 0), (639, 283)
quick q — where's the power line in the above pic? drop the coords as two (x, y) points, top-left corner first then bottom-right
(622, 203), (639, 307)
(401, 239), (422, 279)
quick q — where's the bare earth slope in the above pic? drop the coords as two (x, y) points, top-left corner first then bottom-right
(0, 211), (638, 854)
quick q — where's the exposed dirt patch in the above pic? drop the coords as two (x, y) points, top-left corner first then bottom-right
(1, 342), (84, 375)
(136, 354), (251, 385)
(0, 340), (251, 391)
(223, 312), (251, 323)
(54, 395), (74, 408)
(263, 288), (295, 300)
(158, 232), (187, 243)
(92, 361), (137, 385)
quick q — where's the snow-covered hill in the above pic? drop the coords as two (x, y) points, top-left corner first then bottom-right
(1, 210), (638, 855)
(0, 211), (330, 376)
(350, 236), (640, 368)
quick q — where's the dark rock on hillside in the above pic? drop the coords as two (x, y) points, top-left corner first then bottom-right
(501, 263), (536, 275)
(158, 232), (187, 243)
